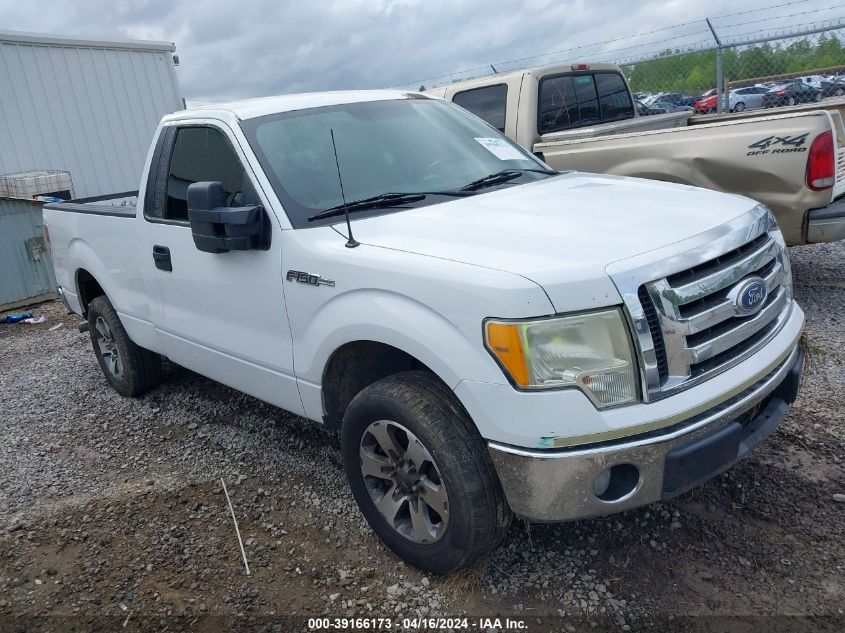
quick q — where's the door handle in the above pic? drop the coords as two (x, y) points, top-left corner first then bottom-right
(152, 245), (172, 272)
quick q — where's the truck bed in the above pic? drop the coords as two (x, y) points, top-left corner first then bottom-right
(42, 190), (145, 332)
(535, 108), (845, 244)
(43, 191), (139, 218)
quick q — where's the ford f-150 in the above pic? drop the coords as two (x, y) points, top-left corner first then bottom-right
(45, 90), (805, 573)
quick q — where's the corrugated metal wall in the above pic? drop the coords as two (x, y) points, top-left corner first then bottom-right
(0, 197), (56, 309)
(0, 31), (183, 199)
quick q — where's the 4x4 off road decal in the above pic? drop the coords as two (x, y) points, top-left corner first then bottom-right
(747, 133), (809, 156)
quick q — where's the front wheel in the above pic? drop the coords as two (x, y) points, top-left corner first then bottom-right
(87, 295), (162, 397)
(341, 371), (511, 574)
(815, 92), (822, 102)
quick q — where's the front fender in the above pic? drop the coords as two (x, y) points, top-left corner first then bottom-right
(297, 288), (504, 388)
(294, 288), (510, 422)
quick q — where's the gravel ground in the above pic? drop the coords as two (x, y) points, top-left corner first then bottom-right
(0, 242), (843, 632)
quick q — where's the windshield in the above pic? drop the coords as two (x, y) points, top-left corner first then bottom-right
(240, 98), (549, 228)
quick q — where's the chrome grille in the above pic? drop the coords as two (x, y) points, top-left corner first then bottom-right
(609, 206), (794, 402)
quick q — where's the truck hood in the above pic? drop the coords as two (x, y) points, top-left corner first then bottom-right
(345, 172), (757, 313)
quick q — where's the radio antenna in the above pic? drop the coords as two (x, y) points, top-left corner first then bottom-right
(329, 128), (359, 248)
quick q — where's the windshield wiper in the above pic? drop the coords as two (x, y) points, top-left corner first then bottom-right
(307, 191), (475, 222)
(460, 168), (558, 192)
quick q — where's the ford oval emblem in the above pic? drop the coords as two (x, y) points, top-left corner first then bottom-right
(732, 277), (768, 316)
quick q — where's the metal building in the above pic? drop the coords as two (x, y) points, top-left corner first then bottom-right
(0, 30), (184, 199)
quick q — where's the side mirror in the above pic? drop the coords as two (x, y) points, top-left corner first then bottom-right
(187, 181), (268, 254)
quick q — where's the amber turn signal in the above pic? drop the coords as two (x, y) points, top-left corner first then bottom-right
(485, 322), (530, 386)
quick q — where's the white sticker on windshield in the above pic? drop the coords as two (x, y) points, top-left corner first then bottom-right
(474, 137), (528, 161)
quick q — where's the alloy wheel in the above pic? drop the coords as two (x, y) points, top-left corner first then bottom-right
(359, 420), (449, 544)
(94, 316), (123, 379)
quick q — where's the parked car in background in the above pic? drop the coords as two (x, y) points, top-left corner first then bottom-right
(820, 80), (845, 98)
(763, 82), (822, 107)
(729, 85), (769, 112)
(650, 97), (694, 113)
(694, 93), (718, 114)
(636, 99), (666, 116)
(798, 75), (826, 89)
(649, 92), (697, 108)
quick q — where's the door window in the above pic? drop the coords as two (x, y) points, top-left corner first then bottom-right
(164, 126), (248, 222)
(452, 84), (508, 132)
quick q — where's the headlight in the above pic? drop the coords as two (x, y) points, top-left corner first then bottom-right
(484, 308), (639, 408)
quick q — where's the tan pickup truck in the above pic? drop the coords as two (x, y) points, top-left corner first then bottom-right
(428, 62), (845, 245)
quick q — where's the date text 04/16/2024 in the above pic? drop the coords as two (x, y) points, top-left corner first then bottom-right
(307, 617), (528, 630)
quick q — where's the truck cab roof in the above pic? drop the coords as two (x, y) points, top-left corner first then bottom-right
(170, 89), (425, 122)
(425, 62), (623, 96)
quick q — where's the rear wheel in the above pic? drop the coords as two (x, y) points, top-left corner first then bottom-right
(734, 102), (745, 112)
(341, 371), (511, 574)
(87, 296), (162, 397)
(787, 96), (796, 106)
(836, 87), (844, 97)
(814, 92), (822, 102)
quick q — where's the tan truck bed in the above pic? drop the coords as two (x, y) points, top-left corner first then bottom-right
(537, 108), (845, 244)
(431, 62), (845, 245)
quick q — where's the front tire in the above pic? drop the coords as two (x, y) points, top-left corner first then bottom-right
(341, 371), (511, 574)
(87, 295), (162, 397)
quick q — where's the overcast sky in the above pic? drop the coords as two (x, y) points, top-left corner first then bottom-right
(0, 0), (841, 100)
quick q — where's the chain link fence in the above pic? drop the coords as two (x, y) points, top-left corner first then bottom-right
(620, 23), (845, 114)
(402, 19), (845, 117)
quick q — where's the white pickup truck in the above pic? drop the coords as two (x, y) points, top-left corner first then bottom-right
(45, 90), (804, 573)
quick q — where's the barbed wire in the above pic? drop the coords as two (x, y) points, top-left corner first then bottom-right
(717, 4), (845, 30)
(709, 0), (811, 20)
(393, 1), (842, 89)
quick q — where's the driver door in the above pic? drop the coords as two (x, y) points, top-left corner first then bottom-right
(145, 122), (303, 415)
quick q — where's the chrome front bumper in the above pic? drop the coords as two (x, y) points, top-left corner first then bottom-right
(488, 344), (804, 522)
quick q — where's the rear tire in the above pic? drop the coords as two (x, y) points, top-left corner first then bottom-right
(787, 96), (796, 106)
(341, 371), (512, 574)
(87, 295), (162, 397)
(734, 102), (745, 112)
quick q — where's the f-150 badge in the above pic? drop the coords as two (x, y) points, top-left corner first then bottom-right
(286, 270), (335, 287)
